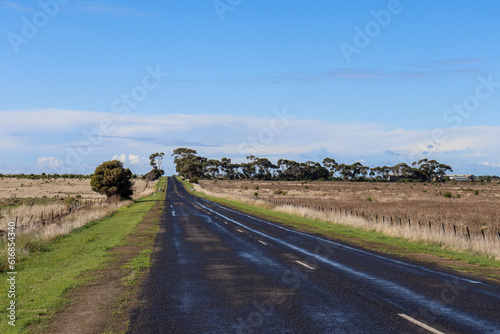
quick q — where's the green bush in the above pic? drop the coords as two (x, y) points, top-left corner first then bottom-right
(64, 197), (78, 208)
(90, 160), (133, 200)
(273, 189), (287, 195)
(443, 192), (452, 198)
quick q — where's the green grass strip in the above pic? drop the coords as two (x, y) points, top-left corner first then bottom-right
(0, 180), (166, 333)
(178, 177), (500, 272)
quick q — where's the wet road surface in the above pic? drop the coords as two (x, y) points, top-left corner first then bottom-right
(128, 177), (500, 333)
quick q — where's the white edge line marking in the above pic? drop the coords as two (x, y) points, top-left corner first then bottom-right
(196, 201), (499, 331)
(258, 240), (268, 246)
(295, 260), (315, 270)
(204, 200), (483, 285)
(398, 314), (446, 334)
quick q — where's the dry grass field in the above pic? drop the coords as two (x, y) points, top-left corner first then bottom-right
(199, 180), (500, 232)
(1, 178), (118, 200)
(196, 179), (500, 259)
(0, 177), (155, 233)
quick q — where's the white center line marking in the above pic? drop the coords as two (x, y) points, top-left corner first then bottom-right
(258, 240), (268, 246)
(295, 260), (315, 270)
(398, 314), (446, 334)
(236, 229), (244, 233)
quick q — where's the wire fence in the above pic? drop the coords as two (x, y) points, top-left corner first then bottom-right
(0, 198), (108, 237)
(263, 198), (500, 244)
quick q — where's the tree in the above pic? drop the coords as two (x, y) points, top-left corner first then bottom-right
(149, 152), (165, 170)
(322, 157), (338, 179)
(90, 160), (133, 200)
(172, 148), (206, 179)
(144, 152), (165, 182)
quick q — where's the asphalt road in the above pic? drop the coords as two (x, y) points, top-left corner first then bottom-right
(128, 177), (500, 334)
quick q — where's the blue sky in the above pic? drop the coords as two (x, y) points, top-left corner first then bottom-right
(1, 0), (500, 175)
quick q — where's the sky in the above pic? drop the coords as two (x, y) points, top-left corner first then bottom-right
(1, 0), (500, 176)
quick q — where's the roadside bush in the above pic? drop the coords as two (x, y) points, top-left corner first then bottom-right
(273, 189), (287, 195)
(189, 177), (199, 184)
(64, 197), (78, 208)
(443, 192), (452, 198)
(91, 160), (133, 200)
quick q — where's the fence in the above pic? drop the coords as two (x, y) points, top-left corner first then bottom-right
(263, 198), (500, 243)
(0, 198), (107, 237)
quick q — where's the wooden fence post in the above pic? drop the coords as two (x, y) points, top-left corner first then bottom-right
(466, 227), (471, 240)
(481, 230), (486, 241)
(441, 222), (445, 236)
(428, 221), (431, 231)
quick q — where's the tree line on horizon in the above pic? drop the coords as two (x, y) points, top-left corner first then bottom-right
(172, 147), (454, 183)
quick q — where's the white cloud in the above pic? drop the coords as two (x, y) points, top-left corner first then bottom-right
(481, 162), (500, 168)
(35, 157), (68, 170)
(112, 154), (146, 166)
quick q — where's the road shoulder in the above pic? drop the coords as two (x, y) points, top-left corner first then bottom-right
(29, 196), (164, 334)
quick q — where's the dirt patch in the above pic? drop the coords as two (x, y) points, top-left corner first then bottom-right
(30, 199), (164, 334)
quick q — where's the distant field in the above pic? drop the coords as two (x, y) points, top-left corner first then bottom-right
(0, 177), (150, 200)
(0, 178), (103, 201)
(199, 180), (500, 231)
(0, 177), (153, 232)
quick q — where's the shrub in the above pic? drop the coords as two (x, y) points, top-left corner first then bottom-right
(443, 192), (452, 198)
(64, 197), (78, 208)
(90, 160), (133, 200)
(189, 177), (199, 184)
(274, 189), (287, 195)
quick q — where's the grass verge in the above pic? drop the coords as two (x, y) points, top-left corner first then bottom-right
(0, 178), (166, 333)
(178, 177), (500, 281)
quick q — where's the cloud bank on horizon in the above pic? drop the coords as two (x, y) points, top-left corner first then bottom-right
(1, 109), (499, 176)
